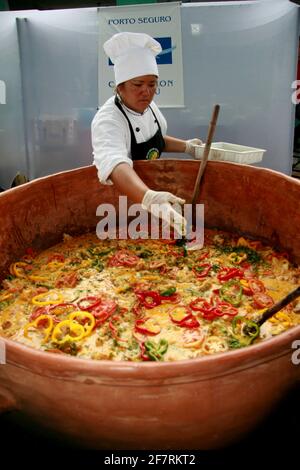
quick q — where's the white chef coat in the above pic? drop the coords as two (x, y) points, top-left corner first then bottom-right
(91, 96), (167, 185)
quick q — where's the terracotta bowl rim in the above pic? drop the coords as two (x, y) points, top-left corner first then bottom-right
(3, 323), (300, 379)
(1, 162), (300, 192)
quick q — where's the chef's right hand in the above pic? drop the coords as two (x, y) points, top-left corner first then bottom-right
(141, 189), (186, 237)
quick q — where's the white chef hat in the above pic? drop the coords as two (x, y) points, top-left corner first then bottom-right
(103, 32), (162, 86)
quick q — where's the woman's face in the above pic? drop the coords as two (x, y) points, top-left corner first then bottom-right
(118, 75), (158, 113)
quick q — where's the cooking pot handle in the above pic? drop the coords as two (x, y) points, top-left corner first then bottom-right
(0, 386), (17, 413)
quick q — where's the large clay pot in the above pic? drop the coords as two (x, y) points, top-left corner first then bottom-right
(0, 161), (299, 450)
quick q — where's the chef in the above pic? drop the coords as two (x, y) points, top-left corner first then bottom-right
(92, 31), (202, 235)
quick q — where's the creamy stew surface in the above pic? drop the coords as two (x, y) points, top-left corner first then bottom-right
(0, 229), (299, 361)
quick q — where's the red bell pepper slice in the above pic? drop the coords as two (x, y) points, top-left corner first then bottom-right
(132, 303), (143, 317)
(193, 263), (212, 279)
(160, 293), (181, 304)
(178, 315), (200, 328)
(135, 291), (162, 309)
(49, 302), (78, 320)
(189, 298), (217, 320)
(169, 306), (200, 329)
(169, 249), (184, 258)
(217, 267), (244, 281)
(30, 302), (77, 321)
(189, 297), (211, 312)
(77, 296), (102, 311)
(140, 342), (151, 361)
(189, 296), (238, 321)
(212, 301), (238, 317)
(109, 314), (127, 342)
(30, 305), (50, 321)
(135, 318), (161, 336)
(201, 308), (219, 321)
(197, 251), (209, 261)
(92, 299), (117, 327)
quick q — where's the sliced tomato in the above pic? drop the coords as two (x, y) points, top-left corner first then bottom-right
(253, 292), (274, 309)
(108, 250), (139, 267)
(248, 279), (266, 294)
(182, 329), (204, 348)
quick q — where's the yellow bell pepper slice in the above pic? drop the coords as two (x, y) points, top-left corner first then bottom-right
(24, 314), (54, 343)
(32, 292), (64, 306)
(169, 306), (188, 323)
(9, 263), (15, 276)
(10, 262), (28, 278)
(0, 292), (13, 302)
(28, 274), (49, 282)
(51, 320), (85, 344)
(47, 261), (64, 270)
(228, 252), (247, 264)
(270, 311), (291, 324)
(68, 311), (95, 337)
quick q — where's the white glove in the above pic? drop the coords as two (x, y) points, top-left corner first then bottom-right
(142, 189), (186, 237)
(185, 138), (203, 159)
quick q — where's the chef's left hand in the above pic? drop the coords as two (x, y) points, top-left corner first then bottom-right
(185, 138), (203, 159)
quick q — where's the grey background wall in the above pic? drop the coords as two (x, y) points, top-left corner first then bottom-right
(0, 0), (299, 189)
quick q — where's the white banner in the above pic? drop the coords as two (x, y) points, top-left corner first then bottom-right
(98, 2), (184, 108)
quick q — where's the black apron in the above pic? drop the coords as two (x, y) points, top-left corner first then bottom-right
(114, 96), (165, 161)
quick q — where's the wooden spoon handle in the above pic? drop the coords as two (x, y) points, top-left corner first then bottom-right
(257, 286), (300, 326)
(191, 104), (220, 206)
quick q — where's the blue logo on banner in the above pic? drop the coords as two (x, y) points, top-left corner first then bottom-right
(108, 36), (174, 66)
(155, 37), (173, 65)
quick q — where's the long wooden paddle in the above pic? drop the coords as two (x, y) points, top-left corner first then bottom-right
(191, 104), (220, 206)
(243, 286), (300, 337)
(181, 104), (220, 249)
(255, 286), (300, 327)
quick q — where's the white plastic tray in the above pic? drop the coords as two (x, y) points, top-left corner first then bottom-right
(196, 142), (266, 164)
